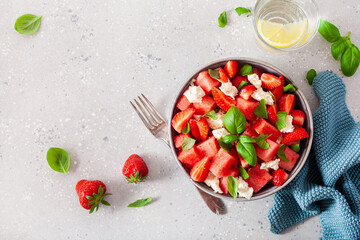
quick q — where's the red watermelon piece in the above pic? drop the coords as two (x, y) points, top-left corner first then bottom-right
(219, 167), (240, 194)
(195, 71), (221, 95)
(174, 133), (191, 149)
(178, 147), (202, 169)
(252, 118), (281, 141)
(193, 96), (217, 115)
(242, 126), (259, 138)
(236, 97), (259, 121)
(278, 146), (300, 172)
(255, 139), (280, 162)
(195, 136), (219, 160)
(245, 164), (273, 193)
(232, 75), (248, 88)
(210, 149), (237, 178)
(176, 95), (192, 111)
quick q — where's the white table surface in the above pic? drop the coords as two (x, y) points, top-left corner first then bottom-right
(0, 0), (359, 239)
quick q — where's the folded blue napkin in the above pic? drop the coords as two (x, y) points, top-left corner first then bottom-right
(267, 71), (360, 239)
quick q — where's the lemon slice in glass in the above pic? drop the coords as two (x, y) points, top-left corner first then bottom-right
(257, 20), (307, 48)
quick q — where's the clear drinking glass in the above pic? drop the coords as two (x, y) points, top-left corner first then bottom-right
(253, 0), (319, 52)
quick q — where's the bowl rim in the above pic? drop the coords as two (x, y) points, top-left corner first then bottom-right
(168, 57), (313, 201)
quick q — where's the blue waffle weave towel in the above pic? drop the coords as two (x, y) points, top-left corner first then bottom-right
(267, 71), (360, 239)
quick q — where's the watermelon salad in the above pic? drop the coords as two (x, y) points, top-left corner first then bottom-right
(171, 60), (310, 200)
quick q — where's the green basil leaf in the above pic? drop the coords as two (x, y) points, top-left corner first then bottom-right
(275, 111), (287, 130)
(182, 137), (196, 151)
(235, 7), (251, 17)
(306, 69), (317, 85)
(128, 197), (153, 207)
(254, 134), (270, 150)
(277, 144), (289, 162)
(218, 11), (227, 28)
(14, 14), (42, 35)
(253, 99), (268, 119)
(237, 135), (257, 166)
(290, 144), (300, 153)
(224, 106), (246, 134)
(227, 176), (238, 200)
(203, 110), (218, 120)
(341, 44), (360, 77)
(219, 137), (233, 153)
(238, 81), (248, 91)
(318, 19), (341, 43)
(283, 84), (296, 93)
(182, 123), (190, 134)
(46, 147), (71, 175)
(238, 165), (249, 180)
(239, 64), (253, 76)
(222, 134), (239, 144)
(208, 69), (222, 82)
(269, 91), (276, 105)
(331, 36), (351, 60)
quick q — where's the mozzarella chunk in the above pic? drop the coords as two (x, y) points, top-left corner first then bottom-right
(247, 74), (262, 88)
(206, 110), (226, 130)
(280, 115), (295, 133)
(236, 177), (254, 200)
(251, 87), (274, 105)
(220, 82), (238, 99)
(212, 128), (231, 140)
(260, 159), (280, 171)
(184, 86), (205, 103)
(204, 172), (223, 193)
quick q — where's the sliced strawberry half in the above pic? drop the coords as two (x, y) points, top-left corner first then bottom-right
(291, 110), (305, 126)
(272, 169), (289, 186)
(212, 88), (236, 111)
(171, 107), (196, 133)
(189, 119), (200, 141)
(224, 61), (238, 78)
(219, 68), (230, 83)
(239, 85), (256, 100)
(197, 118), (209, 141)
(267, 105), (278, 125)
(281, 128), (309, 144)
(261, 73), (282, 89)
(270, 75), (285, 101)
(190, 157), (211, 182)
(278, 94), (295, 114)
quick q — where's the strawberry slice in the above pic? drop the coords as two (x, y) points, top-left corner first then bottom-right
(281, 128), (309, 144)
(272, 169), (289, 186)
(261, 73), (282, 89)
(224, 61), (238, 78)
(212, 88), (236, 111)
(171, 107), (196, 133)
(197, 118), (209, 141)
(190, 157), (211, 182)
(291, 110), (305, 126)
(267, 105), (278, 125)
(239, 85), (256, 100)
(219, 68), (230, 83)
(189, 119), (200, 140)
(278, 94), (295, 114)
(270, 75), (285, 101)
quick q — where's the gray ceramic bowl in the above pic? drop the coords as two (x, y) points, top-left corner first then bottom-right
(169, 58), (313, 201)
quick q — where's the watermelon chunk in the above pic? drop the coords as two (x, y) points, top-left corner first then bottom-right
(245, 164), (273, 193)
(235, 97), (259, 121)
(176, 95), (192, 111)
(232, 75), (248, 88)
(174, 133), (191, 149)
(255, 139), (280, 162)
(195, 136), (219, 160)
(195, 71), (221, 95)
(252, 118), (281, 141)
(242, 126), (259, 138)
(219, 167), (240, 194)
(278, 146), (300, 172)
(178, 147), (202, 169)
(193, 96), (217, 115)
(210, 149), (237, 178)
(219, 177), (229, 194)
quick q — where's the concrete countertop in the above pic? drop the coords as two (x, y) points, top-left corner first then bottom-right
(0, 0), (359, 239)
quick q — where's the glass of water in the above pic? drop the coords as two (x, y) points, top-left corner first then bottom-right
(253, 0), (319, 52)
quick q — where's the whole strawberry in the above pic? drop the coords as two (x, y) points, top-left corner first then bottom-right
(122, 154), (148, 183)
(75, 180), (111, 213)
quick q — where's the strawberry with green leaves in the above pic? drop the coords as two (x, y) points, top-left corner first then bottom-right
(122, 154), (149, 183)
(76, 180), (111, 214)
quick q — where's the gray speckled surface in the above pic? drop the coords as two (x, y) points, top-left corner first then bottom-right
(0, 0), (359, 239)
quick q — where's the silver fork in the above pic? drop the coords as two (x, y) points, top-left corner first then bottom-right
(130, 94), (226, 215)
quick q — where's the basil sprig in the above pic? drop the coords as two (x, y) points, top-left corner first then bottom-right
(238, 81), (248, 91)
(182, 137), (196, 151)
(275, 111), (287, 131)
(224, 106), (246, 135)
(235, 7), (251, 17)
(47, 147), (71, 175)
(254, 134), (270, 150)
(219, 137), (233, 153)
(203, 110), (218, 120)
(14, 14), (42, 35)
(128, 197), (153, 207)
(218, 11), (227, 28)
(238, 165), (249, 180)
(182, 123), (190, 134)
(306, 69), (317, 85)
(290, 144), (300, 153)
(253, 99), (268, 119)
(239, 64), (253, 76)
(208, 69), (222, 82)
(237, 135), (257, 166)
(227, 176), (238, 200)
(277, 144), (289, 162)
(283, 84), (296, 93)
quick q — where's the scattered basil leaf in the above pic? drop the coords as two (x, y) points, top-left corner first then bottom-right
(222, 134), (239, 144)
(283, 84), (296, 93)
(253, 99), (268, 119)
(236, 135), (257, 166)
(306, 69), (317, 85)
(181, 137), (196, 151)
(277, 144), (289, 162)
(182, 123), (190, 134)
(203, 110), (218, 120)
(227, 176), (238, 200)
(239, 64), (253, 76)
(128, 197), (153, 207)
(224, 106), (246, 134)
(290, 144), (300, 153)
(238, 165), (249, 180)
(318, 19), (340, 43)
(254, 134), (270, 150)
(208, 69), (222, 82)
(218, 11), (227, 28)
(238, 81), (248, 91)
(341, 44), (360, 77)
(269, 91), (276, 105)
(275, 111), (287, 131)
(46, 147), (71, 175)
(331, 36), (351, 60)
(219, 137), (233, 153)
(14, 14), (42, 35)
(235, 7), (251, 17)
